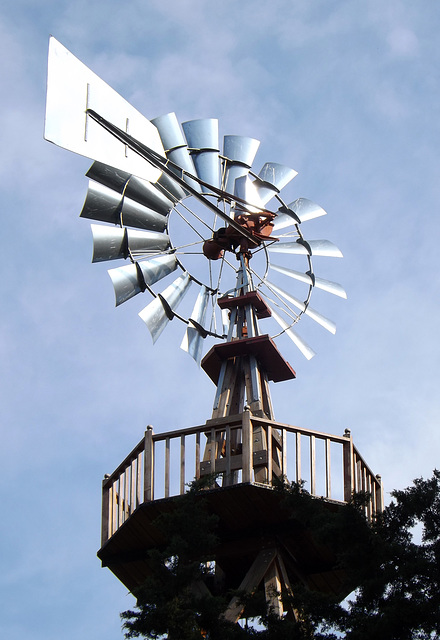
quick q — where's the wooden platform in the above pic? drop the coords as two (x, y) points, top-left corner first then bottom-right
(97, 482), (350, 598)
(201, 335), (296, 384)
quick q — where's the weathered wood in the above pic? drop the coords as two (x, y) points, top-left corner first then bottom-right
(325, 438), (331, 499)
(376, 475), (384, 512)
(343, 431), (354, 502)
(143, 426), (154, 502)
(111, 481), (117, 537)
(264, 558), (283, 617)
(281, 428), (287, 478)
(101, 476), (110, 546)
(310, 435), (316, 495)
(136, 451), (142, 508)
(223, 548), (278, 623)
(242, 410), (252, 483)
(267, 424), (273, 481)
(102, 414), (382, 546)
(195, 431), (200, 480)
(180, 434), (185, 494)
(165, 437), (170, 498)
(296, 431), (302, 483)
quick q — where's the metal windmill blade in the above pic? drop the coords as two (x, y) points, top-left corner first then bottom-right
(138, 272), (192, 343)
(182, 118), (220, 194)
(108, 255), (178, 306)
(270, 264), (347, 299)
(180, 286), (210, 364)
(273, 198), (327, 231)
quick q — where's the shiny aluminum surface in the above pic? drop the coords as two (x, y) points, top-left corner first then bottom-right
(91, 224), (170, 262)
(150, 112), (186, 152)
(223, 135), (260, 166)
(266, 281), (336, 334)
(270, 265), (347, 299)
(273, 198), (327, 231)
(180, 286), (209, 364)
(80, 181), (167, 231)
(108, 255), (178, 306)
(254, 162), (298, 205)
(124, 176), (174, 216)
(288, 198), (327, 223)
(221, 135), (260, 193)
(138, 273), (192, 343)
(269, 307), (316, 360)
(233, 175), (264, 211)
(86, 161), (130, 193)
(182, 119), (219, 151)
(87, 162), (175, 217)
(268, 239), (343, 258)
(166, 146), (200, 192)
(44, 37), (163, 182)
(80, 181), (121, 225)
(192, 150), (220, 192)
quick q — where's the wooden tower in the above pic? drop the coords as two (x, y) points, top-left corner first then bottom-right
(97, 257), (383, 622)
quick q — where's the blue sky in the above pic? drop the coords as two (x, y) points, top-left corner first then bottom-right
(2, 1), (440, 638)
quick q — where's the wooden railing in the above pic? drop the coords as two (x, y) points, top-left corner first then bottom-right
(101, 412), (383, 545)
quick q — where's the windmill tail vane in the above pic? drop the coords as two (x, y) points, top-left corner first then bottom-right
(44, 36), (346, 379)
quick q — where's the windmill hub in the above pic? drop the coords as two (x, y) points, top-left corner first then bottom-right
(202, 211), (276, 261)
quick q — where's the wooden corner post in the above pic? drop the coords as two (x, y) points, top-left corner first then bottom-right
(144, 425), (154, 503)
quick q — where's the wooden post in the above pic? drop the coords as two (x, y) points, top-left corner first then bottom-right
(223, 548), (277, 623)
(343, 429), (354, 503)
(267, 424), (273, 483)
(376, 474), (384, 513)
(195, 431), (200, 479)
(101, 475), (110, 546)
(296, 431), (301, 483)
(310, 435), (316, 495)
(325, 438), (331, 499)
(144, 425), (154, 502)
(242, 409), (253, 483)
(164, 437), (170, 497)
(264, 559), (283, 617)
(180, 434), (185, 494)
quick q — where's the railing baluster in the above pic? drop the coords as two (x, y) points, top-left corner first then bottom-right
(136, 451), (142, 508)
(310, 435), (316, 495)
(165, 437), (170, 498)
(281, 428), (287, 478)
(180, 434), (185, 494)
(124, 467), (129, 521)
(101, 476), (110, 546)
(343, 430), (354, 502)
(242, 411), (252, 483)
(225, 426), (231, 485)
(267, 424), (272, 483)
(325, 438), (331, 499)
(296, 431), (301, 483)
(195, 431), (200, 479)
(117, 476), (123, 528)
(144, 426), (154, 502)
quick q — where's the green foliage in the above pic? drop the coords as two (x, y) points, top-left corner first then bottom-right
(121, 471), (440, 640)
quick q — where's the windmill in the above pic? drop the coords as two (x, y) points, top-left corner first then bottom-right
(45, 37), (382, 623)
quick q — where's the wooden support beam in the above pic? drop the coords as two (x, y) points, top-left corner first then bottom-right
(264, 558), (283, 617)
(223, 548), (277, 623)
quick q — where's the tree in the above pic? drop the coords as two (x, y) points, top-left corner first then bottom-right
(121, 471), (440, 640)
